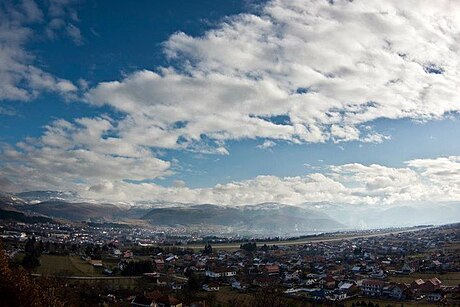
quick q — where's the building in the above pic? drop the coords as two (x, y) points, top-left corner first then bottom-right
(382, 283), (410, 300)
(154, 259), (165, 271)
(202, 283), (220, 292)
(426, 289), (445, 302)
(205, 267), (236, 278)
(361, 279), (385, 296)
(264, 264), (280, 275)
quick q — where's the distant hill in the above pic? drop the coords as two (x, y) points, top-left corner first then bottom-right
(140, 203), (344, 234)
(22, 200), (124, 222)
(0, 192), (27, 208)
(15, 191), (78, 204)
(2, 190), (459, 234)
(0, 208), (54, 224)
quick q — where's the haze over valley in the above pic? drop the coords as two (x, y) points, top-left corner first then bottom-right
(1, 191), (459, 237)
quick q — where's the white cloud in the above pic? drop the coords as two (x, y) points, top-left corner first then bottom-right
(0, 117), (171, 192)
(2, 115), (460, 205)
(86, 0), (460, 151)
(361, 132), (391, 144)
(78, 173), (360, 205)
(2, 0), (460, 207)
(257, 140), (276, 149)
(72, 156), (460, 205)
(0, 0), (79, 101)
(66, 23), (83, 45)
(407, 156), (460, 197)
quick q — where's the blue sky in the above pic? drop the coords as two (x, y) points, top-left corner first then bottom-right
(1, 0), (460, 205)
(0, 0), (254, 141)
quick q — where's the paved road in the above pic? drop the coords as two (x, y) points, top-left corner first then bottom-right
(31, 274), (142, 280)
(31, 273), (188, 281)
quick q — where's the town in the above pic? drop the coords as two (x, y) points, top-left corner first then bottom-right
(1, 220), (459, 306)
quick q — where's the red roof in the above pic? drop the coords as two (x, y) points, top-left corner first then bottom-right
(265, 264), (280, 273)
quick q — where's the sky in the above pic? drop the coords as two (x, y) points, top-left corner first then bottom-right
(1, 0), (460, 206)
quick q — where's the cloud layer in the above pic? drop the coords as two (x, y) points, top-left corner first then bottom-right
(66, 156), (460, 206)
(87, 0), (460, 149)
(3, 128), (460, 207)
(1, 0), (460, 207)
(76, 156), (460, 205)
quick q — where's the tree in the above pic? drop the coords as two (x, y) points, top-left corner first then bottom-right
(121, 260), (154, 276)
(240, 242), (257, 252)
(37, 240), (44, 256)
(22, 237), (41, 270)
(22, 253), (40, 270)
(0, 240), (66, 306)
(187, 272), (203, 291)
(203, 243), (213, 254)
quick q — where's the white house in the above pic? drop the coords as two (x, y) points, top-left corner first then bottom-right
(202, 283), (220, 292)
(361, 279), (385, 296)
(205, 268), (237, 278)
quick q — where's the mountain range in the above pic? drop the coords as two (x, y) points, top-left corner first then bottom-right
(0, 191), (459, 235)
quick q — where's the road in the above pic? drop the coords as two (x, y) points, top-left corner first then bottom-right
(31, 273), (143, 280)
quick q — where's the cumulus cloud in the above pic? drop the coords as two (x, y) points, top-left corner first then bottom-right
(3, 141), (460, 206)
(0, 0), (79, 101)
(86, 0), (460, 151)
(406, 156), (460, 198)
(74, 173), (359, 205)
(75, 157), (460, 205)
(0, 117), (171, 192)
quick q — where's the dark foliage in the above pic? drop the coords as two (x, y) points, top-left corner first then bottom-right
(121, 260), (154, 276)
(240, 242), (257, 252)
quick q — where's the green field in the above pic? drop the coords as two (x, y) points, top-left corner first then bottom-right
(32, 254), (104, 276)
(211, 286), (254, 305)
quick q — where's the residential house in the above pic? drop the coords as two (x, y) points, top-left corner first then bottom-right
(410, 278), (425, 293)
(124, 250), (134, 259)
(231, 280), (247, 291)
(154, 259), (165, 271)
(205, 267), (236, 278)
(264, 264), (280, 276)
(202, 283), (220, 292)
(383, 283), (410, 300)
(361, 279), (385, 296)
(419, 278), (442, 294)
(90, 259), (103, 267)
(426, 289), (445, 302)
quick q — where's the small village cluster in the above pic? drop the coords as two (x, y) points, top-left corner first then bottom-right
(1, 221), (459, 306)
